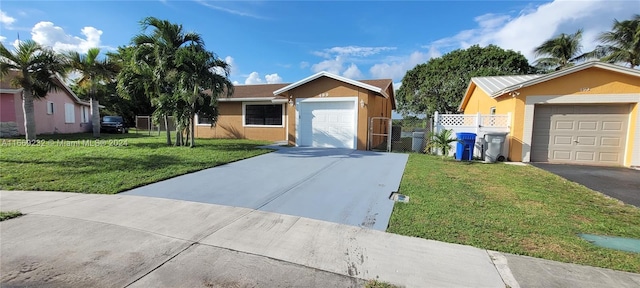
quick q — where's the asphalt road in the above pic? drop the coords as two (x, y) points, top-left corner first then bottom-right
(531, 163), (640, 207)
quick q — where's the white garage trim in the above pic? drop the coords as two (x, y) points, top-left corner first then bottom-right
(295, 97), (358, 149)
(522, 94), (640, 167)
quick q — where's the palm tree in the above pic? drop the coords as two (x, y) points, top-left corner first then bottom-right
(174, 45), (233, 147)
(131, 17), (204, 145)
(592, 14), (640, 68)
(63, 48), (118, 137)
(533, 29), (589, 71)
(425, 129), (460, 159)
(0, 40), (65, 142)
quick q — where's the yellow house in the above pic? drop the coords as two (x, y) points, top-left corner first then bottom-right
(195, 71), (395, 150)
(459, 61), (640, 168)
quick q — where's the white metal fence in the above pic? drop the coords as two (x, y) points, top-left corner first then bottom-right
(432, 112), (511, 159)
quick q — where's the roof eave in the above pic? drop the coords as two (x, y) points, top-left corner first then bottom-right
(218, 97), (279, 102)
(273, 71), (387, 97)
(491, 61), (640, 97)
(0, 88), (22, 94)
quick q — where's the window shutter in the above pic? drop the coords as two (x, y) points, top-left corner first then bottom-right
(65, 103), (75, 123)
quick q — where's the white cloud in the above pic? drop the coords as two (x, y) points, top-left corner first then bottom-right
(311, 56), (344, 75)
(195, 0), (268, 20)
(29, 21), (106, 53)
(0, 10), (16, 26)
(244, 72), (283, 84)
(342, 63), (363, 79)
(0, 35), (6, 42)
(232, 80), (240, 85)
(244, 72), (263, 84)
(314, 46), (396, 58)
(224, 56), (238, 75)
(428, 0), (637, 61)
(369, 49), (440, 80)
(265, 73), (283, 84)
(300, 61), (310, 69)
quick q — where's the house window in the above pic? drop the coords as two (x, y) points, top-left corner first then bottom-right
(490, 107), (497, 115)
(47, 102), (54, 115)
(197, 114), (212, 125)
(64, 103), (75, 123)
(81, 106), (90, 123)
(244, 104), (283, 126)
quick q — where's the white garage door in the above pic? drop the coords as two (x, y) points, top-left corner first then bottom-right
(531, 104), (629, 166)
(298, 100), (356, 149)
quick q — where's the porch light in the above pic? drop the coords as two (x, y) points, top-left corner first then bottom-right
(360, 99), (365, 108)
(288, 99), (294, 106)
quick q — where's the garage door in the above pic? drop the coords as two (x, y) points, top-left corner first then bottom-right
(298, 100), (356, 149)
(531, 104), (629, 165)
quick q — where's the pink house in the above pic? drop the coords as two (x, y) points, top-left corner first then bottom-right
(1, 71), (93, 137)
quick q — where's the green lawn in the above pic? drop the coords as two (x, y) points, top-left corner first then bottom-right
(0, 211), (23, 221)
(388, 154), (640, 273)
(0, 133), (271, 194)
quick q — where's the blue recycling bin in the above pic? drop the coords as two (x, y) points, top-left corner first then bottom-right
(455, 132), (477, 161)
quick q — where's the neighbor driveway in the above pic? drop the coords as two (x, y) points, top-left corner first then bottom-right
(123, 148), (409, 231)
(531, 163), (640, 207)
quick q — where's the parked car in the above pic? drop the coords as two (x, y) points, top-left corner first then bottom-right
(100, 116), (128, 133)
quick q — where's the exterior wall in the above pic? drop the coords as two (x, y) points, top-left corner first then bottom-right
(628, 103), (638, 166)
(194, 101), (286, 142)
(27, 90), (91, 135)
(463, 86), (497, 114)
(283, 77), (371, 150)
(1, 93), (17, 121)
(501, 67), (640, 166)
(2, 90), (90, 136)
(0, 93), (19, 137)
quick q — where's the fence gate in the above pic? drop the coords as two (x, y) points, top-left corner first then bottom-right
(368, 117), (392, 152)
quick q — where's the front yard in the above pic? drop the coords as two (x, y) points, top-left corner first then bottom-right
(0, 133), (271, 194)
(388, 154), (640, 273)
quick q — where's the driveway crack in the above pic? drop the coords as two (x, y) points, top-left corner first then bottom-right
(253, 151), (354, 211)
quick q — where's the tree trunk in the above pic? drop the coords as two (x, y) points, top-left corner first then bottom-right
(22, 89), (37, 143)
(175, 128), (182, 146)
(91, 98), (100, 138)
(164, 114), (172, 145)
(190, 113), (195, 148)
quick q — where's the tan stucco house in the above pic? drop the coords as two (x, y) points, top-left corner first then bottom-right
(459, 61), (640, 168)
(195, 71), (395, 150)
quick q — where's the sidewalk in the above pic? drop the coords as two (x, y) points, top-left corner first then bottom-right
(2, 191), (639, 287)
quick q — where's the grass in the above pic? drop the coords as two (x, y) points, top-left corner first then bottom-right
(0, 211), (23, 221)
(388, 154), (640, 273)
(0, 133), (271, 194)
(364, 280), (401, 288)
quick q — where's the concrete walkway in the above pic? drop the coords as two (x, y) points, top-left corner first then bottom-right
(2, 191), (640, 288)
(123, 147), (409, 231)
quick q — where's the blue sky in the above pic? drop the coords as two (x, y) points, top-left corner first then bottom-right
(0, 0), (638, 88)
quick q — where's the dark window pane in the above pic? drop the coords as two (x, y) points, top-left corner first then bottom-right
(245, 104), (282, 126)
(197, 115), (212, 124)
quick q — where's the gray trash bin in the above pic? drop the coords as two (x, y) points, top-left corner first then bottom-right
(412, 132), (425, 152)
(483, 133), (508, 163)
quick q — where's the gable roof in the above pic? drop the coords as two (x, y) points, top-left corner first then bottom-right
(272, 71), (391, 99)
(217, 83), (289, 102)
(1, 70), (90, 106)
(471, 75), (542, 96)
(459, 61), (640, 111)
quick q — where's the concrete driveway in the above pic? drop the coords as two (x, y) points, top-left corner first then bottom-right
(531, 163), (640, 207)
(123, 148), (409, 231)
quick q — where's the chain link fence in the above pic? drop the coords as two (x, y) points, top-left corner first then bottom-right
(135, 116), (176, 135)
(390, 117), (432, 153)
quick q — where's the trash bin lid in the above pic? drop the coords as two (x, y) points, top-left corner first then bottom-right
(456, 132), (477, 140)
